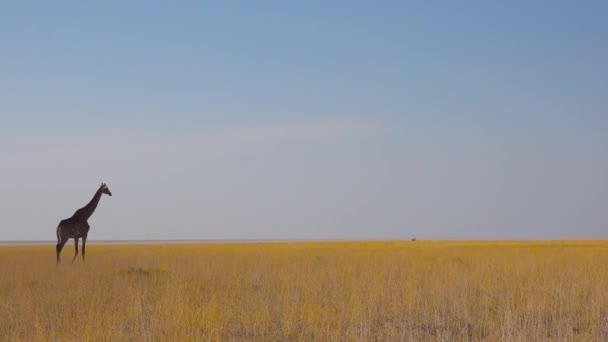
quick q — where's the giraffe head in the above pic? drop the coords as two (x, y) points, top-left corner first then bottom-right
(100, 183), (112, 197)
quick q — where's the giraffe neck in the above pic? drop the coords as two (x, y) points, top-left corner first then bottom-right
(75, 188), (103, 220)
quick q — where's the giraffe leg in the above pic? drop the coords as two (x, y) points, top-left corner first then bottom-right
(56, 238), (68, 265)
(81, 235), (87, 263)
(71, 238), (79, 263)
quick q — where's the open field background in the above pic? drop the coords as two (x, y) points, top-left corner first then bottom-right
(1, 241), (608, 341)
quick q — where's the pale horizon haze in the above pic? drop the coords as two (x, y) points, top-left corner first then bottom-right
(1, 2), (607, 241)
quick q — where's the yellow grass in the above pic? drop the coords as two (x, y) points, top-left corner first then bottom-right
(1, 240), (608, 341)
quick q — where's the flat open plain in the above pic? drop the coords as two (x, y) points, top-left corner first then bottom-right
(1, 240), (607, 341)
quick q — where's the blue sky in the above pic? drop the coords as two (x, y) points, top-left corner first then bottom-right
(1, 2), (607, 240)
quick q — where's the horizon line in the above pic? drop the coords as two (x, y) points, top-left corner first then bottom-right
(2, 238), (608, 246)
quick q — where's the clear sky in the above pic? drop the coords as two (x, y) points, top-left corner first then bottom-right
(1, 2), (607, 240)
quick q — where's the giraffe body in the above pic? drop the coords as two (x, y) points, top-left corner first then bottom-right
(56, 183), (112, 264)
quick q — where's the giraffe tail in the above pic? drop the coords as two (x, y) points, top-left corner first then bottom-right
(56, 221), (64, 244)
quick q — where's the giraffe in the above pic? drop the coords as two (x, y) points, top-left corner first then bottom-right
(56, 183), (112, 264)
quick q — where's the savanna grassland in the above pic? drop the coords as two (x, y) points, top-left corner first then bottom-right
(1, 241), (608, 341)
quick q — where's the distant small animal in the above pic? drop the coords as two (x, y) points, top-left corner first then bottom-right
(55, 183), (112, 264)
(411, 238), (417, 242)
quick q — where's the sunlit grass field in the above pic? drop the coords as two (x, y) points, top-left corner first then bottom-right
(1, 240), (608, 341)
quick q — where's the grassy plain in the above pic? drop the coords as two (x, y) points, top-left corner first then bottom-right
(1, 240), (608, 341)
